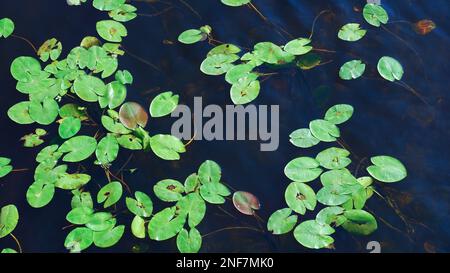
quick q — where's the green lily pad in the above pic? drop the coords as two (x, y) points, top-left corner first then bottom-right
(221, 0), (250, 7)
(316, 207), (346, 226)
(149, 134), (185, 160)
(10, 56), (42, 82)
(96, 20), (127, 42)
(58, 117), (81, 139)
(126, 191), (153, 218)
(154, 179), (185, 202)
(93, 0), (125, 11)
(199, 182), (231, 204)
(316, 185), (352, 206)
(0, 204), (19, 238)
(0, 18), (14, 38)
(97, 181), (123, 208)
(93, 225), (125, 248)
(377, 56), (404, 82)
(66, 206), (94, 225)
(59, 136), (97, 162)
(71, 190), (93, 209)
(230, 77), (260, 105)
(267, 208), (298, 235)
(293, 220), (335, 249)
(0, 157), (13, 178)
(225, 64), (257, 85)
(21, 129), (46, 147)
(178, 29), (206, 44)
(99, 81), (127, 109)
(148, 207), (185, 241)
(284, 182), (316, 215)
(86, 212), (116, 232)
(131, 215), (146, 238)
(198, 160), (221, 184)
(253, 42), (295, 65)
(64, 227), (93, 253)
(26, 181), (55, 208)
(342, 210), (378, 235)
(55, 173), (91, 190)
(29, 98), (59, 125)
(73, 75), (106, 102)
(149, 91), (179, 117)
(200, 53), (239, 75)
(176, 193), (206, 228)
(37, 38), (62, 62)
(117, 134), (142, 150)
(363, 3), (389, 27)
(339, 60), (366, 80)
(284, 38), (312, 56)
(309, 119), (340, 142)
(315, 147), (351, 170)
(184, 173), (200, 193)
(324, 104), (354, 125)
(95, 135), (119, 165)
(296, 53), (322, 70)
(1, 248), (17, 253)
(338, 23), (366, 42)
(115, 70), (133, 85)
(320, 169), (358, 187)
(109, 4), (137, 22)
(367, 155), (407, 182)
(176, 228), (202, 253)
(289, 128), (320, 148)
(284, 157), (322, 183)
(207, 44), (241, 57)
(101, 115), (131, 134)
(7, 101), (34, 124)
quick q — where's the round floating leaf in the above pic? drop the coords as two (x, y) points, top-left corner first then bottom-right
(285, 182), (316, 215)
(0, 204), (19, 238)
(284, 157), (322, 183)
(149, 91), (179, 117)
(363, 3), (389, 27)
(93, 225), (125, 248)
(37, 38), (62, 62)
(221, 0), (250, 7)
(0, 18), (14, 38)
(296, 52), (322, 70)
(377, 56), (404, 82)
(199, 183), (231, 204)
(109, 4), (137, 22)
(119, 102), (148, 129)
(115, 70), (133, 85)
(96, 20), (127, 42)
(126, 191), (153, 217)
(93, 0), (125, 11)
(316, 185), (352, 206)
(176, 193), (206, 228)
(59, 103), (87, 120)
(71, 191), (93, 209)
(154, 179), (185, 202)
(131, 215), (146, 239)
(232, 191), (260, 215)
(339, 60), (366, 80)
(315, 147), (351, 170)
(284, 38), (312, 56)
(294, 220), (335, 249)
(289, 128), (320, 148)
(7, 101), (34, 124)
(207, 44), (241, 57)
(149, 134), (185, 160)
(230, 77), (260, 105)
(73, 75), (106, 102)
(59, 136), (97, 162)
(316, 207), (346, 226)
(29, 98), (59, 125)
(225, 64), (257, 85)
(309, 119), (340, 142)
(26, 181), (55, 208)
(200, 53), (239, 75)
(86, 212), (116, 232)
(253, 42), (295, 65)
(0, 157), (12, 178)
(21, 130), (45, 147)
(99, 81), (127, 109)
(342, 210), (378, 235)
(10, 56), (41, 82)
(324, 104), (354, 125)
(56, 173), (91, 190)
(117, 134), (142, 150)
(148, 207), (185, 241)
(64, 227), (93, 253)
(366, 155), (407, 183)
(184, 173), (200, 193)
(97, 181), (123, 208)
(101, 115), (131, 134)
(178, 29), (206, 44)
(58, 117), (81, 139)
(198, 160), (221, 184)
(267, 208), (298, 235)
(357, 176), (373, 188)
(176, 228), (202, 253)
(36, 144), (62, 163)
(320, 169), (358, 187)
(95, 135), (119, 165)
(66, 207), (94, 225)
(1, 248), (17, 253)
(338, 23), (366, 41)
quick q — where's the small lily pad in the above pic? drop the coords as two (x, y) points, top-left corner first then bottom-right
(0, 204), (19, 238)
(285, 182), (316, 215)
(284, 157), (322, 183)
(289, 128), (320, 148)
(96, 20), (127, 42)
(126, 191), (153, 218)
(232, 191), (260, 215)
(267, 208), (298, 235)
(366, 155), (407, 182)
(198, 160), (221, 184)
(97, 181), (123, 208)
(153, 179), (185, 202)
(64, 227), (93, 252)
(338, 23), (366, 42)
(309, 119), (340, 142)
(149, 134), (185, 160)
(284, 38), (312, 56)
(58, 117), (81, 139)
(176, 228), (202, 253)
(342, 210), (378, 235)
(199, 182), (231, 204)
(149, 91), (179, 118)
(324, 104), (354, 125)
(339, 60), (366, 80)
(0, 18), (14, 38)
(59, 136), (97, 162)
(93, 225), (125, 248)
(315, 147), (351, 170)
(294, 220), (335, 249)
(363, 3), (389, 27)
(377, 56), (403, 82)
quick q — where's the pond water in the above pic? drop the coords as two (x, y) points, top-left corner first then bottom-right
(0, 0), (449, 253)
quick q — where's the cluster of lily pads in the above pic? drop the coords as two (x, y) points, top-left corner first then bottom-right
(267, 104), (407, 249)
(0, 157), (18, 253)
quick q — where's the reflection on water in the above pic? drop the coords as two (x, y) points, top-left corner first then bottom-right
(0, 0), (449, 252)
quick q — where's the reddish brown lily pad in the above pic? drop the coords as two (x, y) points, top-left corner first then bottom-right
(119, 102), (148, 130)
(414, 20), (436, 35)
(232, 191), (260, 215)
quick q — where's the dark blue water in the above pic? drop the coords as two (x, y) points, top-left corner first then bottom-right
(0, 0), (449, 253)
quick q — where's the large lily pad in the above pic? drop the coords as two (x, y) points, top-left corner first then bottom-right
(363, 3), (389, 27)
(284, 157), (322, 183)
(59, 136), (97, 162)
(309, 119), (340, 142)
(0, 204), (19, 238)
(342, 210), (378, 235)
(153, 179), (185, 202)
(148, 207), (185, 241)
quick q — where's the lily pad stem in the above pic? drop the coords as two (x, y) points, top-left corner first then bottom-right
(11, 34), (38, 53)
(9, 233), (22, 253)
(202, 226), (263, 238)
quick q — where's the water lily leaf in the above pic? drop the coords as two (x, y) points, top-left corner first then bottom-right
(254, 42), (295, 65)
(36, 144), (62, 163)
(309, 119), (340, 142)
(1, 248), (17, 253)
(198, 160), (221, 184)
(324, 104), (354, 125)
(38, 38), (62, 62)
(367, 155), (407, 182)
(199, 182), (231, 204)
(338, 23), (366, 41)
(148, 207), (186, 241)
(131, 215), (146, 238)
(101, 115), (131, 134)
(64, 227), (93, 253)
(339, 60), (366, 80)
(21, 128), (47, 147)
(58, 117), (81, 139)
(0, 204), (19, 238)
(232, 191), (260, 215)
(71, 190), (93, 209)
(377, 56), (403, 82)
(294, 220), (335, 249)
(7, 101), (34, 124)
(97, 181), (123, 208)
(0, 18), (14, 38)
(0, 157), (13, 178)
(284, 157), (322, 183)
(176, 193), (206, 228)
(342, 210), (377, 235)
(119, 102), (148, 130)
(357, 176), (373, 188)
(316, 185), (352, 206)
(59, 136), (97, 162)
(10, 56), (42, 82)
(109, 4), (137, 22)
(117, 134), (142, 150)
(207, 44), (241, 57)
(176, 228), (202, 253)
(95, 134), (119, 165)
(115, 70), (133, 84)
(66, 207), (94, 225)
(56, 173), (91, 190)
(178, 29), (206, 44)
(73, 75), (106, 102)
(93, 0), (125, 11)
(149, 91), (179, 117)
(230, 77), (260, 105)
(86, 212), (116, 232)
(414, 19), (436, 35)
(153, 179), (185, 202)
(149, 134), (185, 160)
(93, 225), (125, 248)
(59, 103), (87, 120)
(184, 173), (200, 193)
(285, 182), (316, 215)
(225, 64), (257, 85)
(99, 81), (127, 109)
(320, 169), (358, 187)
(284, 38), (312, 56)
(267, 208), (298, 235)
(316, 207), (346, 226)
(126, 191), (153, 217)
(29, 97), (59, 125)
(363, 3), (389, 27)
(296, 52), (322, 70)
(200, 53), (239, 75)
(221, 0), (250, 7)
(316, 147), (351, 170)
(241, 52), (264, 67)
(26, 181), (55, 208)
(96, 20), (127, 42)
(289, 128), (320, 148)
